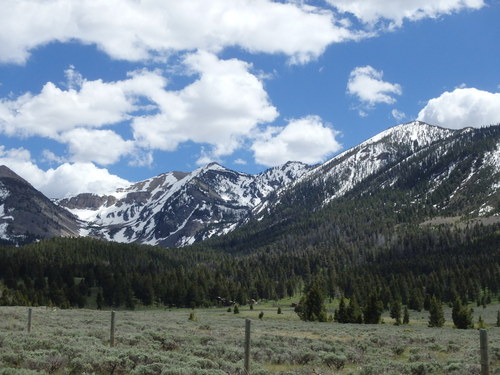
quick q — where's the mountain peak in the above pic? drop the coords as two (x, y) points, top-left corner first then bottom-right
(0, 165), (30, 185)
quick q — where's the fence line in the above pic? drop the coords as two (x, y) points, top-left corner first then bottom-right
(22, 308), (494, 374)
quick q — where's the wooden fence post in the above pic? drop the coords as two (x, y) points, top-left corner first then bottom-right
(480, 329), (490, 375)
(244, 318), (251, 374)
(27, 308), (32, 333)
(110, 311), (116, 347)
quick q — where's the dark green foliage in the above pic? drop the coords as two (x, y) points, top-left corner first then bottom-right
(452, 297), (473, 329)
(496, 310), (500, 327)
(428, 296), (445, 327)
(390, 299), (402, 325)
(347, 295), (363, 324)
(277, 307), (282, 314)
(233, 304), (239, 314)
(0, 125), (499, 311)
(296, 282), (328, 322)
(403, 306), (410, 325)
(335, 295), (363, 324)
(334, 297), (348, 323)
(363, 293), (383, 324)
(258, 311), (264, 320)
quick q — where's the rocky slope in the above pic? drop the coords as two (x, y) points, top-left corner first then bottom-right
(57, 161), (311, 247)
(0, 166), (80, 245)
(0, 121), (498, 247)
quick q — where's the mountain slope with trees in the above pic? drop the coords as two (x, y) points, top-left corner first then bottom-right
(0, 122), (498, 317)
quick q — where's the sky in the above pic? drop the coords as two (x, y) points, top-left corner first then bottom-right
(0, 0), (499, 198)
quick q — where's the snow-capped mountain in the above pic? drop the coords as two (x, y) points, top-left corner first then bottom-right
(258, 121), (499, 222)
(0, 166), (79, 245)
(57, 161), (311, 247)
(1, 121), (498, 247)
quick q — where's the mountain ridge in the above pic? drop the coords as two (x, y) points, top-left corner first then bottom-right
(0, 121), (498, 247)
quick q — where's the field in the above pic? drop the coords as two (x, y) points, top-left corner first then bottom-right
(0, 302), (499, 375)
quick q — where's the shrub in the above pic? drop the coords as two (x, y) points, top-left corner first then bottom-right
(323, 353), (346, 370)
(188, 312), (198, 322)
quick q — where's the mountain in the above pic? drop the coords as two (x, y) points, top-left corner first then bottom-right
(57, 161), (311, 247)
(0, 166), (80, 246)
(202, 121), (500, 255)
(0, 121), (498, 248)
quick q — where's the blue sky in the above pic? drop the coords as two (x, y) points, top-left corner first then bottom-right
(0, 0), (499, 198)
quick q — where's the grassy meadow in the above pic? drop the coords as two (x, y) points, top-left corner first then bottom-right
(1, 301), (499, 375)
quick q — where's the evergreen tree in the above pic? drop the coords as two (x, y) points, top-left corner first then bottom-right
(96, 291), (103, 310)
(496, 310), (500, 327)
(296, 282), (328, 322)
(403, 306), (410, 325)
(452, 297), (473, 329)
(390, 299), (402, 325)
(428, 296), (445, 327)
(334, 297), (348, 323)
(346, 295), (363, 324)
(363, 293), (383, 324)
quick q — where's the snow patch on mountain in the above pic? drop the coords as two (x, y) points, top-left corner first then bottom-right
(58, 161), (311, 247)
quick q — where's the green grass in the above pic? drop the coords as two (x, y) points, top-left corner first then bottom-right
(1, 304), (499, 374)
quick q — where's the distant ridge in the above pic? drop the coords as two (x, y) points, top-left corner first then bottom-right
(0, 122), (498, 247)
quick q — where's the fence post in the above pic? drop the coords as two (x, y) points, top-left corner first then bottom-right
(27, 308), (32, 333)
(480, 329), (490, 375)
(110, 311), (116, 347)
(244, 318), (251, 374)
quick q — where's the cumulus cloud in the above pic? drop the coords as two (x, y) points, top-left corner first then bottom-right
(60, 129), (135, 165)
(0, 0), (356, 65)
(0, 68), (167, 165)
(251, 116), (342, 166)
(347, 66), (402, 109)
(132, 51), (279, 159)
(0, 146), (129, 198)
(326, 0), (484, 28)
(0, 52), (280, 167)
(0, 75), (137, 139)
(417, 88), (500, 129)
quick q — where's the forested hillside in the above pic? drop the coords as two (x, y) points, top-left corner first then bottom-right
(0, 124), (498, 315)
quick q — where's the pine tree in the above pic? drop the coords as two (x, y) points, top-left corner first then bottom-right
(390, 299), (402, 325)
(428, 296), (445, 327)
(452, 297), (473, 329)
(346, 295), (363, 324)
(334, 297), (348, 323)
(296, 282), (328, 322)
(363, 293), (384, 324)
(403, 306), (410, 325)
(96, 291), (103, 310)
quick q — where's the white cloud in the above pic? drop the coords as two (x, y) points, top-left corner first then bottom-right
(251, 116), (342, 166)
(326, 0), (484, 27)
(417, 88), (500, 129)
(60, 129), (135, 165)
(0, 76), (138, 139)
(347, 66), (402, 109)
(234, 158), (247, 165)
(0, 69), (167, 166)
(0, 0), (356, 65)
(133, 51), (279, 159)
(391, 109), (407, 121)
(0, 146), (129, 198)
(0, 53), (280, 167)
